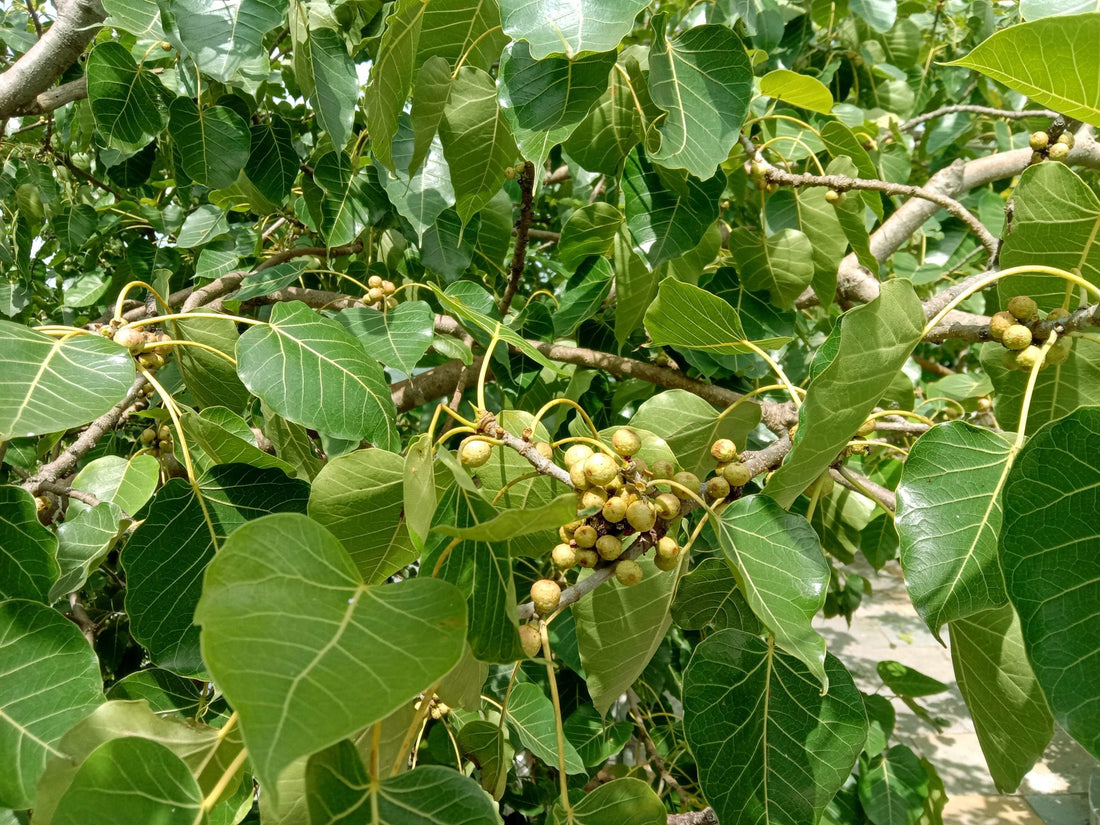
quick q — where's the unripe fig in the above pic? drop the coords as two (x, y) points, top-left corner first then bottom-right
(368, 274), (384, 289)
(654, 492), (680, 519)
(596, 535), (623, 561)
(534, 441), (554, 459)
(1048, 142), (1069, 161)
(140, 428), (157, 445)
(368, 287), (385, 303)
(559, 524), (575, 542)
(1001, 324), (1033, 351)
(569, 462), (590, 490)
(812, 472), (835, 498)
(563, 444), (594, 468)
(650, 459), (675, 479)
(631, 457), (649, 476)
(530, 579), (562, 615)
(1047, 307), (1071, 321)
(602, 497), (628, 523)
(580, 488), (607, 511)
(137, 352), (165, 370)
(615, 559), (644, 587)
(705, 476), (730, 500)
(612, 427), (642, 457)
(158, 425), (172, 441)
(504, 165), (516, 180)
(656, 536), (679, 560)
(113, 326), (146, 353)
(575, 549), (598, 568)
(574, 525), (598, 548)
(977, 396), (993, 411)
(989, 311), (1015, 340)
(1014, 345), (1043, 370)
(857, 418), (876, 437)
(382, 280), (397, 295)
(1046, 337), (1073, 365)
(824, 189), (846, 205)
(552, 543), (577, 569)
(654, 552), (680, 572)
(460, 439), (493, 468)
(1057, 132), (1075, 149)
(1007, 295), (1038, 321)
(384, 296), (398, 310)
(722, 462), (752, 488)
(671, 471), (701, 500)
(1029, 131), (1049, 151)
(711, 438), (737, 463)
(626, 500), (656, 532)
(584, 453), (619, 487)
(519, 624), (542, 658)
(35, 495), (50, 512)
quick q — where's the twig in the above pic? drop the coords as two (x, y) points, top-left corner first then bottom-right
(543, 165), (571, 186)
(832, 465), (897, 513)
(899, 104), (1055, 133)
(626, 688), (690, 809)
(34, 479), (114, 512)
(499, 161), (535, 317)
(667, 810), (718, 825)
(476, 410), (573, 488)
(68, 593), (96, 645)
(25, 0), (43, 39)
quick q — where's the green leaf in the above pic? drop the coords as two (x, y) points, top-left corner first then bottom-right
(101, 0), (164, 38)
(456, 720), (510, 797)
(821, 123), (883, 220)
(765, 280), (924, 508)
(306, 743), (501, 825)
(312, 151), (388, 247)
(183, 408), (298, 474)
(67, 455), (158, 518)
(364, 0), (426, 172)
(895, 422), (1013, 640)
(439, 67), (519, 227)
(170, 0), (284, 83)
(612, 229), (656, 345)
(858, 744), (929, 825)
(557, 203), (623, 269)
(403, 433), (436, 552)
(552, 778), (667, 825)
(435, 493), (576, 542)
(505, 682), (586, 773)
(682, 629), (867, 825)
(949, 14), (1100, 126)
(499, 41), (614, 135)
(170, 316), (252, 412)
(52, 502), (123, 601)
(307, 448), (417, 584)
(86, 42), (166, 149)
(760, 69), (833, 114)
(850, 0), (898, 33)
(196, 512), (468, 792)
(573, 556), (677, 715)
(876, 661), (948, 698)
(623, 149), (724, 268)
(563, 705), (633, 768)
(301, 27), (358, 148)
(236, 301), (399, 447)
(0, 599), (104, 810)
(1000, 406), (1100, 758)
(261, 402), (325, 482)
(671, 557), (761, 633)
(0, 321), (135, 440)
(564, 60), (644, 175)
(728, 227), (816, 309)
(950, 605), (1054, 793)
(786, 187), (845, 304)
(647, 19), (753, 178)
(245, 117), (299, 205)
(553, 258), (614, 337)
(234, 261), (308, 303)
(498, 0), (649, 58)
(122, 465), (309, 675)
(630, 389), (760, 477)
(0, 486), (59, 602)
(336, 301), (435, 374)
(383, 124), (454, 241)
(175, 204), (230, 248)
(713, 494), (831, 688)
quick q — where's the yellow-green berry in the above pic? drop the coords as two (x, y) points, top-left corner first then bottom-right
(602, 497), (628, 523)
(612, 427), (642, 457)
(722, 462), (752, 488)
(626, 500), (656, 532)
(519, 624), (542, 658)
(552, 544), (577, 569)
(530, 579), (562, 615)
(615, 560), (644, 587)
(1029, 131), (1049, 151)
(596, 535), (623, 561)
(711, 438), (738, 463)
(650, 459), (675, 479)
(706, 476), (731, 500)
(574, 525), (598, 548)
(460, 439), (493, 468)
(989, 311), (1015, 340)
(564, 444), (594, 468)
(584, 453), (619, 487)
(580, 487), (608, 511)
(576, 549), (598, 568)
(656, 536), (679, 561)
(655, 492), (681, 519)
(1048, 142), (1069, 161)
(671, 471), (700, 500)
(1014, 345), (1043, 370)
(1002, 324), (1033, 351)
(1007, 295), (1038, 321)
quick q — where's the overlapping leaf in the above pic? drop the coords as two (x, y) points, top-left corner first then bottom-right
(498, 0), (649, 58)
(336, 301), (434, 375)
(68, 454), (158, 518)
(311, 151), (389, 246)
(365, 0), (426, 171)
(505, 683), (586, 773)
(86, 42), (166, 149)
(0, 486), (59, 602)
(169, 0), (284, 83)
(246, 117), (299, 205)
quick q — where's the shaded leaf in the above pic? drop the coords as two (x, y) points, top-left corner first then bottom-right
(86, 42), (166, 149)
(505, 683), (586, 773)
(0, 486), (59, 602)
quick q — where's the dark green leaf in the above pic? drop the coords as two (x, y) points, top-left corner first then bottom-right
(0, 486), (59, 602)
(858, 744), (928, 825)
(86, 42), (166, 149)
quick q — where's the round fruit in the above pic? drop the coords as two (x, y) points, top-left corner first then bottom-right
(1047, 307), (1071, 321)
(722, 462), (752, 488)
(1048, 142), (1069, 161)
(596, 535), (623, 561)
(552, 543), (577, 569)
(626, 500), (656, 532)
(384, 296), (398, 310)
(650, 459), (675, 479)
(1001, 324), (1033, 351)
(113, 326), (146, 353)
(654, 492), (680, 519)
(1057, 132), (1075, 149)
(706, 476), (731, 500)
(35, 495), (50, 512)
(612, 427), (642, 457)
(1014, 345), (1043, 370)
(140, 428), (156, 445)
(602, 497), (628, 523)
(584, 453), (619, 487)
(137, 352), (165, 370)
(534, 441), (554, 459)
(615, 560), (644, 587)
(460, 439), (493, 468)
(382, 280), (397, 295)
(574, 525), (598, 548)
(1046, 336), (1073, 365)
(1029, 131), (1049, 151)
(530, 579), (562, 615)
(368, 275), (384, 289)
(977, 396), (993, 411)
(158, 425), (172, 441)
(564, 444), (594, 468)
(576, 549), (598, 568)
(368, 287), (385, 303)
(580, 488), (608, 511)
(654, 552), (680, 572)
(1007, 295), (1038, 321)
(656, 536), (679, 560)
(519, 624), (542, 658)
(857, 418), (876, 437)
(711, 438), (737, 463)
(824, 189), (846, 205)
(559, 524), (575, 542)
(989, 311), (1015, 340)
(813, 472), (835, 497)
(504, 166), (516, 180)
(569, 462), (590, 490)
(671, 471), (701, 500)
(631, 457), (649, 476)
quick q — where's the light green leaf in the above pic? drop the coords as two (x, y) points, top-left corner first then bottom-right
(785, 187), (845, 303)
(435, 494), (577, 542)
(950, 14), (1100, 126)
(765, 280), (924, 508)
(573, 556), (678, 716)
(760, 69), (833, 113)
(122, 465), (309, 676)
(563, 705), (633, 769)
(170, 0), (284, 83)
(183, 408), (298, 474)
(0, 599), (104, 810)
(644, 277), (791, 356)
(383, 124), (454, 240)
(505, 683), (586, 773)
(101, 0), (164, 38)
(336, 301), (435, 374)
(0, 322), (135, 440)
(246, 117), (299, 205)
(0, 486), (60, 602)
(52, 502), (123, 601)
(630, 389), (760, 478)
(713, 494), (831, 688)
(557, 203), (623, 269)
(671, 558), (762, 633)
(197, 513), (467, 792)
(308, 448), (417, 584)
(623, 149), (724, 268)
(176, 204), (230, 248)
(68, 454), (158, 518)
(821, 123), (884, 219)
(234, 261), (308, 303)
(612, 229), (656, 346)
(407, 56), (454, 178)
(728, 227), (816, 309)
(552, 778), (667, 825)
(86, 42), (166, 149)
(1000, 406), (1100, 759)
(236, 301), (399, 447)
(170, 316), (252, 412)
(950, 605), (1054, 793)
(648, 19), (753, 178)
(439, 67), (519, 227)
(364, 0), (426, 172)
(403, 433), (436, 552)
(683, 629), (867, 825)
(498, 0), (649, 58)
(312, 151), (388, 247)
(850, 0), (897, 33)
(895, 422), (1013, 640)
(261, 402), (324, 482)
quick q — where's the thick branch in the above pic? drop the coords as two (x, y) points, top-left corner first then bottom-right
(667, 811), (718, 825)
(0, 0), (105, 119)
(899, 104), (1055, 133)
(499, 161), (536, 316)
(392, 359), (485, 413)
(17, 75), (89, 116)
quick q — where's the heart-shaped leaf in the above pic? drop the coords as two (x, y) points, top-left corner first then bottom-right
(498, 0), (649, 58)
(0, 486), (60, 602)
(168, 97), (251, 190)
(337, 301), (435, 375)
(85, 42), (166, 149)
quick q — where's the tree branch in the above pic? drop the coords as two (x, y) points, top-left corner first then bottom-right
(667, 810), (718, 825)
(17, 75), (89, 116)
(0, 0), (105, 119)
(499, 161), (536, 317)
(898, 104), (1055, 133)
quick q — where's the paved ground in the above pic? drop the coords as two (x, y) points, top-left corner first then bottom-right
(814, 559), (1096, 825)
